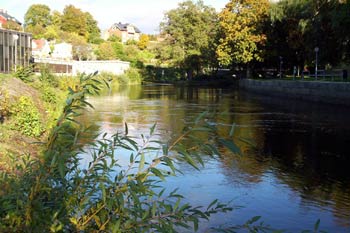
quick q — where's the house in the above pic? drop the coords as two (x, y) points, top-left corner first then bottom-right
(105, 22), (141, 43)
(52, 42), (72, 60)
(32, 39), (73, 60)
(0, 9), (21, 29)
(32, 39), (51, 58)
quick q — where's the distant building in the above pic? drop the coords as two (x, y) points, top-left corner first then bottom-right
(32, 40), (73, 60)
(52, 42), (72, 60)
(0, 9), (21, 29)
(32, 39), (51, 58)
(105, 22), (141, 43)
(0, 28), (32, 73)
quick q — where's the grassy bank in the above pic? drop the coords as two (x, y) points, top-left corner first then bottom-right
(0, 67), (142, 169)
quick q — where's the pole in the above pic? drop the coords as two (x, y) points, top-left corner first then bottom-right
(279, 56), (283, 79)
(12, 34), (19, 72)
(314, 47), (319, 80)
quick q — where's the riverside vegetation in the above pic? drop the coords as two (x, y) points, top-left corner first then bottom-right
(0, 66), (141, 167)
(0, 69), (327, 232)
(0, 71), (268, 232)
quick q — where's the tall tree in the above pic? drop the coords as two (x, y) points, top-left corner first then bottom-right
(331, 0), (350, 63)
(24, 4), (51, 28)
(61, 5), (87, 37)
(160, 0), (219, 78)
(24, 4), (52, 37)
(85, 12), (102, 44)
(217, 0), (269, 74)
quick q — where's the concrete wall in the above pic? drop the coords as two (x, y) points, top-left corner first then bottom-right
(239, 79), (350, 106)
(34, 58), (130, 75)
(72, 60), (129, 75)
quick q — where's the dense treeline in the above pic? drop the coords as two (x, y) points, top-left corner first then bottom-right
(158, 0), (350, 79)
(22, 0), (350, 78)
(23, 4), (153, 63)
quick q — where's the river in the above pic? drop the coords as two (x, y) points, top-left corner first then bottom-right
(80, 84), (350, 232)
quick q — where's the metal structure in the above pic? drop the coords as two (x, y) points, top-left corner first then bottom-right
(0, 28), (32, 73)
(314, 46), (319, 80)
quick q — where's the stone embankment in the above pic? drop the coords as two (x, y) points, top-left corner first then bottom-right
(239, 79), (350, 106)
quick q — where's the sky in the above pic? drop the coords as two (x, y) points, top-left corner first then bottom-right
(1, 0), (229, 34)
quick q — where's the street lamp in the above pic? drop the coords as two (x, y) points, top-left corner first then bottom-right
(12, 34), (19, 72)
(279, 56), (283, 79)
(314, 47), (319, 80)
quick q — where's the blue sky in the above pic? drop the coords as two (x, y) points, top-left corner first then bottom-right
(1, 0), (229, 34)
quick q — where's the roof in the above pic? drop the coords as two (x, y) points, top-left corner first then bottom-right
(32, 39), (47, 50)
(111, 22), (141, 33)
(0, 9), (21, 25)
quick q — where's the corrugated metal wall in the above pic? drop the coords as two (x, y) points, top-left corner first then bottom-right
(0, 29), (32, 73)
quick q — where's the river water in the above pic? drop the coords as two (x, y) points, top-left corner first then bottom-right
(80, 84), (350, 232)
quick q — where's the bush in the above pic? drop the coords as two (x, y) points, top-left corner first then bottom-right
(122, 67), (142, 84)
(57, 76), (80, 91)
(13, 65), (34, 82)
(10, 96), (44, 137)
(39, 65), (58, 87)
(0, 89), (10, 122)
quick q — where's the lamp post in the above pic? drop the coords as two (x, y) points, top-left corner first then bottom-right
(279, 56), (283, 79)
(314, 47), (319, 80)
(12, 34), (19, 72)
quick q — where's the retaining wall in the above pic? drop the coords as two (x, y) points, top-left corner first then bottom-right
(34, 58), (130, 75)
(239, 79), (350, 106)
(72, 60), (130, 75)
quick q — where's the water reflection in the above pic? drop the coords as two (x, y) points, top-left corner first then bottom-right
(79, 84), (350, 231)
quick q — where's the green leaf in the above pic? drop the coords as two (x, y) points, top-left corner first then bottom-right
(247, 216), (261, 224)
(193, 218), (199, 232)
(150, 122), (157, 135)
(207, 199), (218, 211)
(314, 219), (320, 231)
(150, 168), (165, 180)
(124, 122), (128, 135)
(100, 182), (106, 202)
(162, 144), (169, 156)
(229, 123), (236, 137)
(218, 139), (241, 155)
(139, 153), (145, 171)
(195, 111), (208, 125)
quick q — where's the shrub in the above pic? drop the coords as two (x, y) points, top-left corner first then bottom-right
(0, 89), (10, 123)
(39, 64), (58, 87)
(13, 65), (34, 82)
(10, 96), (44, 137)
(41, 86), (57, 104)
(57, 76), (80, 91)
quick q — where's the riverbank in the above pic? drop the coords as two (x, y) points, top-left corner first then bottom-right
(0, 75), (66, 166)
(239, 79), (350, 106)
(0, 69), (142, 169)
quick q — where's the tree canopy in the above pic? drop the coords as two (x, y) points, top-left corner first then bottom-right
(24, 4), (51, 28)
(24, 4), (52, 38)
(60, 5), (87, 37)
(216, 0), (270, 66)
(160, 0), (219, 77)
(24, 3), (102, 44)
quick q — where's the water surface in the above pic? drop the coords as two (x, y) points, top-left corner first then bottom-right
(80, 84), (350, 232)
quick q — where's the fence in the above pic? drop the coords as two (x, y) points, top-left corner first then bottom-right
(0, 28), (32, 73)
